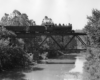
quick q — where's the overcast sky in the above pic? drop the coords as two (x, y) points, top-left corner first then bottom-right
(0, 0), (100, 29)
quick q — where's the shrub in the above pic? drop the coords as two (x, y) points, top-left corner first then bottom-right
(83, 48), (100, 80)
(0, 46), (30, 71)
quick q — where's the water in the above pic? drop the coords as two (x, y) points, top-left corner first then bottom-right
(0, 59), (75, 80)
(24, 59), (75, 80)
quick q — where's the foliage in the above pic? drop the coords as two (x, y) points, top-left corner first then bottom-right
(0, 10), (38, 71)
(83, 9), (100, 80)
(0, 27), (16, 38)
(24, 37), (42, 53)
(85, 9), (100, 47)
(0, 26), (31, 71)
(0, 10), (36, 26)
(0, 10), (38, 52)
(42, 16), (54, 25)
(0, 46), (30, 71)
(83, 48), (100, 80)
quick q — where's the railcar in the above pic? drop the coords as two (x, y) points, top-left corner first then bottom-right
(29, 25), (46, 33)
(4, 26), (26, 33)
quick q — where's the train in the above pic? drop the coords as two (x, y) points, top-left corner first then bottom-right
(0, 24), (73, 33)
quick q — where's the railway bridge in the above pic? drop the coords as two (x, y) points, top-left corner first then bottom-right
(0, 24), (87, 53)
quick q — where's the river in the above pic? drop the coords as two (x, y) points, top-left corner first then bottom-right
(0, 59), (75, 80)
(24, 59), (75, 80)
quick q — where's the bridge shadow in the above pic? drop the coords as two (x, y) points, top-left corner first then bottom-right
(0, 66), (44, 80)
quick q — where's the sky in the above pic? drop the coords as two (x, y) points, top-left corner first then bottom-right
(0, 0), (100, 29)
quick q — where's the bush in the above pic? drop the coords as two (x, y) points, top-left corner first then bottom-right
(83, 48), (100, 80)
(0, 46), (30, 71)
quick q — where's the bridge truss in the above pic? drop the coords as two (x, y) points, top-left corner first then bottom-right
(2, 25), (87, 53)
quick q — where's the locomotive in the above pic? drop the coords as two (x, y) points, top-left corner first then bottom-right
(29, 23), (73, 33)
(1, 24), (73, 33)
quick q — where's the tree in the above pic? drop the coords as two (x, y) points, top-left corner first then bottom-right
(85, 9), (100, 47)
(0, 26), (30, 71)
(0, 10), (36, 26)
(83, 9), (100, 80)
(42, 16), (54, 25)
(0, 10), (39, 71)
(0, 10), (37, 49)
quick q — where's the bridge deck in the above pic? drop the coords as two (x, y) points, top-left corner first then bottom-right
(16, 32), (86, 38)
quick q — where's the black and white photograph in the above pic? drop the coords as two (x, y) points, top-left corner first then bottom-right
(0, 0), (100, 80)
